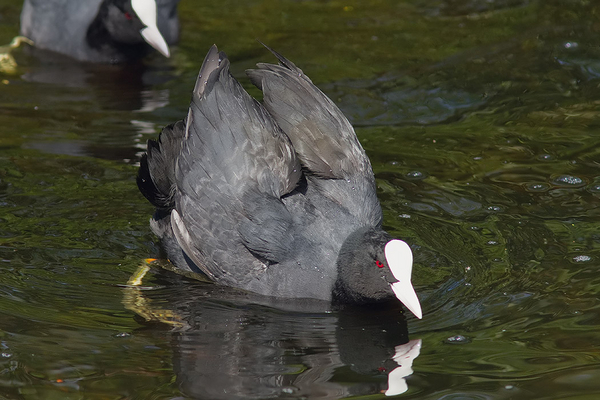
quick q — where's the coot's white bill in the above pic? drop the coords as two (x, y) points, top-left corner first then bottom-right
(385, 239), (422, 319)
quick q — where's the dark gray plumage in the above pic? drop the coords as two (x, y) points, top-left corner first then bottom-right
(20, 0), (180, 63)
(137, 45), (422, 318)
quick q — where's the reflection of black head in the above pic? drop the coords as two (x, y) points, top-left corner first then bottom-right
(336, 303), (409, 375)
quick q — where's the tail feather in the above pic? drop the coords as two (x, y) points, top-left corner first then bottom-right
(193, 44), (225, 98)
(136, 120), (186, 209)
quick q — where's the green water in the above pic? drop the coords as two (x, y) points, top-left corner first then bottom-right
(1, 0), (600, 398)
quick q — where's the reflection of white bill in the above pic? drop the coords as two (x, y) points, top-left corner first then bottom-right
(385, 339), (422, 396)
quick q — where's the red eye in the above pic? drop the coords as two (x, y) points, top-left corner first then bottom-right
(376, 260), (385, 268)
(125, 12), (133, 20)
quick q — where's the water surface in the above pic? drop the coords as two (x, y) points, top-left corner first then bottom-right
(1, 0), (600, 398)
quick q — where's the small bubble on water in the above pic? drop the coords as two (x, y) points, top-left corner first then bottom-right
(398, 213), (411, 219)
(573, 255), (591, 263)
(1, 352), (11, 358)
(538, 154), (553, 161)
(444, 335), (471, 345)
(526, 183), (549, 192)
(487, 240), (499, 245)
(487, 205), (502, 212)
(406, 170), (425, 180)
(587, 184), (600, 193)
(505, 385), (515, 390)
(553, 175), (584, 187)
(114, 332), (131, 338)
(564, 41), (578, 49)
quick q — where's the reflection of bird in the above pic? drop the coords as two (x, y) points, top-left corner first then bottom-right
(137, 45), (422, 318)
(20, 0), (180, 63)
(172, 302), (416, 399)
(122, 272), (416, 400)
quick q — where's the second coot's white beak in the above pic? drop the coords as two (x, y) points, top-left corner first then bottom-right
(132, 0), (170, 57)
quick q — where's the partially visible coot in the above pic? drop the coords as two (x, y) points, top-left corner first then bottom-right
(137, 45), (423, 320)
(20, 0), (180, 63)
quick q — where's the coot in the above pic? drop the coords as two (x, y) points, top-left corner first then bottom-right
(137, 45), (422, 319)
(20, 0), (180, 63)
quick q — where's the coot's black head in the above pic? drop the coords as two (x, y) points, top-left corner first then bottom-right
(88, 0), (170, 58)
(334, 227), (422, 319)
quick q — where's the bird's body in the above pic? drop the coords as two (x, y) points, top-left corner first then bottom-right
(20, 0), (179, 63)
(138, 45), (422, 318)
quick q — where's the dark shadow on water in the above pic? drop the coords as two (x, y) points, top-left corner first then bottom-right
(20, 47), (175, 109)
(12, 47), (178, 162)
(126, 270), (422, 399)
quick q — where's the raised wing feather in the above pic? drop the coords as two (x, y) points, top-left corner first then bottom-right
(247, 45), (374, 181)
(169, 45), (302, 284)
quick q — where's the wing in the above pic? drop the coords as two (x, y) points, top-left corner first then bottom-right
(247, 44), (382, 226)
(169, 45), (302, 284)
(247, 44), (374, 181)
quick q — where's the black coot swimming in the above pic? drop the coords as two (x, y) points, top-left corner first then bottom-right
(20, 0), (180, 63)
(137, 45), (422, 319)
